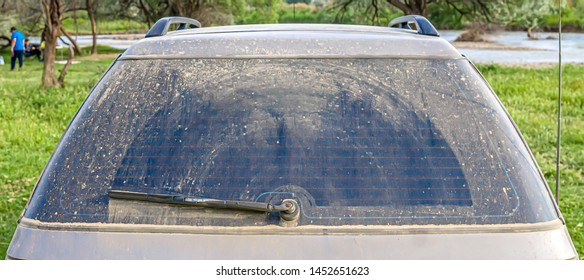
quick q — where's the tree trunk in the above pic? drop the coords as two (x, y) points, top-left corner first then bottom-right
(42, 31), (58, 87)
(87, 0), (97, 55)
(527, 27), (538, 40)
(60, 26), (82, 56)
(58, 45), (74, 85)
(41, 0), (62, 88)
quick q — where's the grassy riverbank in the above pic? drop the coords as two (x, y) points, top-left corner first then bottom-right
(62, 18), (150, 35)
(481, 64), (584, 255)
(0, 58), (582, 259)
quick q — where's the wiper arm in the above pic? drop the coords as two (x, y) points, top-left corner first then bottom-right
(108, 190), (297, 215)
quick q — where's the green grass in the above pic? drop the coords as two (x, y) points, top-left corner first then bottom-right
(480, 64), (584, 253)
(0, 56), (117, 259)
(62, 17), (149, 35)
(78, 44), (125, 56)
(0, 60), (582, 259)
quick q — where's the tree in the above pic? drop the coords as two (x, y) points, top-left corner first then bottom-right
(124, 0), (252, 27)
(169, 0), (245, 26)
(493, 0), (556, 39)
(60, 0), (101, 55)
(137, 0), (171, 26)
(335, 0), (494, 22)
(41, 0), (62, 87)
(8, 0), (45, 36)
(239, 0), (280, 24)
(59, 26), (82, 55)
(86, 0), (98, 55)
(41, 0), (73, 88)
(386, 0), (430, 15)
(1, 0), (84, 56)
(0, 0), (15, 50)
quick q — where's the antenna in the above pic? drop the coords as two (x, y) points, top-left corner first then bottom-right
(555, 1), (562, 205)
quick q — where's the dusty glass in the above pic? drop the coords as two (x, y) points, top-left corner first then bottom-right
(25, 58), (558, 226)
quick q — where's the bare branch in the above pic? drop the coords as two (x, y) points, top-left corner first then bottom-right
(58, 45), (74, 85)
(371, 0), (380, 25)
(387, 0), (412, 14)
(333, 0), (355, 23)
(59, 26), (82, 55)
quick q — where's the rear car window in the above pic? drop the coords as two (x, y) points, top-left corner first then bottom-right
(25, 58), (558, 226)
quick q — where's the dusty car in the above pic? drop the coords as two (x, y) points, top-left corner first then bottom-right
(7, 16), (577, 259)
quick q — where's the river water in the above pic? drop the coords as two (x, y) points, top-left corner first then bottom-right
(441, 30), (584, 63)
(42, 30), (584, 64)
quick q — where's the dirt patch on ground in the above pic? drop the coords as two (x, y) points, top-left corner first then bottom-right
(492, 62), (584, 68)
(454, 29), (490, 43)
(450, 41), (545, 51)
(106, 34), (144, 40)
(76, 53), (122, 61)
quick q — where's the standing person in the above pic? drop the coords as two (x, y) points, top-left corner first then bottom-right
(10, 27), (25, 71)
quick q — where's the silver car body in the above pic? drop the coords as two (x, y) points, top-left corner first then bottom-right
(7, 23), (578, 259)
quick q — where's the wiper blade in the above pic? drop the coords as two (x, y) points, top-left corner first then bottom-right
(108, 190), (295, 213)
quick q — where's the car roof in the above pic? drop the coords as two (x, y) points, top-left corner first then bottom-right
(121, 24), (463, 60)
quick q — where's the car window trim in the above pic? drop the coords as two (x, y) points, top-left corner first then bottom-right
(18, 217), (565, 235)
(118, 55), (466, 61)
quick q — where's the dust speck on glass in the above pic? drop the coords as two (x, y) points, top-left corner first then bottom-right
(25, 58), (557, 226)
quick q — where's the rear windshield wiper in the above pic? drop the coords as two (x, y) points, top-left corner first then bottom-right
(108, 190), (299, 220)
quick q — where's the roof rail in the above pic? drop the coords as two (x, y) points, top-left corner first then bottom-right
(389, 15), (440, 37)
(145, 17), (202, 38)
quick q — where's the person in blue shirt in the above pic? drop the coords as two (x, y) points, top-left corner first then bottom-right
(10, 27), (25, 71)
